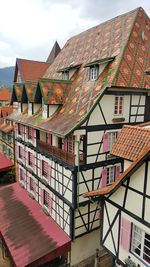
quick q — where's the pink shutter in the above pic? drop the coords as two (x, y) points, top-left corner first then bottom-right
(101, 168), (107, 187)
(48, 165), (51, 183)
(115, 165), (120, 180)
(26, 151), (29, 165)
(120, 217), (131, 251)
(27, 175), (30, 190)
(103, 133), (109, 152)
(31, 128), (35, 142)
(40, 160), (43, 176)
(26, 127), (28, 139)
(41, 188), (44, 205)
(64, 139), (68, 152)
(48, 195), (52, 212)
(33, 180), (36, 194)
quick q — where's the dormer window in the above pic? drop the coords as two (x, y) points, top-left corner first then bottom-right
(62, 71), (69, 80)
(90, 66), (99, 81)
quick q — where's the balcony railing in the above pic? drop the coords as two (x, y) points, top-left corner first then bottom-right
(37, 140), (85, 166)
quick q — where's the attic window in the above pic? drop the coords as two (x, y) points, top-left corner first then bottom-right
(90, 66), (99, 81)
(62, 71), (69, 80)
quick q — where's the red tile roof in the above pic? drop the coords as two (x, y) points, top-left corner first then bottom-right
(0, 183), (71, 267)
(0, 106), (14, 118)
(83, 145), (150, 197)
(0, 87), (11, 101)
(0, 153), (13, 172)
(111, 125), (150, 161)
(17, 58), (50, 82)
(0, 123), (14, 133)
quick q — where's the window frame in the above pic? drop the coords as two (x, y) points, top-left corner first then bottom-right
(43, 190), (49, 209)
(131, 224), (150, 265)
(90, 65), (99, 81)
(62, 71), (69, 80)
(108, 131), (118, 151)
(106, 166), (116, 185)
(114, 96), (123, 116)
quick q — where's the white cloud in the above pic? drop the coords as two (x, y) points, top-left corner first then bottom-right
(0, 0), (149, 67)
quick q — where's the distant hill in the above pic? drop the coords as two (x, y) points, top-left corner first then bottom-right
(0, 66), (15, 87)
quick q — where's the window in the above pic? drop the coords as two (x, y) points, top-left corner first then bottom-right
(90, 66), (99, 81)
(28, 128), (32, 140)
(67, 135), (75, 154)
(62, 71), (69, 80)
(42, 160), (48, 178)
(131, 224), (150, 264)
(8, 133), (12, 143)
(114, 96), (123, 115)
(2, 132), (6, 140)
(43, 190), (50, 208)
(106, 166), (115, 184)
(30, 178), (34, 192)
(28, 152), (34, 167)
(2, 144), (6, 154)
(19, 147), (23, 159)
(8, 149), (12, 159)
(20, 169), (24, 181)
(108, 132), (118, 150)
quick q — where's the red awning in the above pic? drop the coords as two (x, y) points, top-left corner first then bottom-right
(0, 153), (13, 172)
(0, 183), (71, 267)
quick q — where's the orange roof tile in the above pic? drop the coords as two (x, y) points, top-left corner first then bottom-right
(111, 125), (150, 161)
(84, 145), (150, 197)
(0, 87), (11, 101)
(0, 106), (14, 118)
(17, 59), (50, 82)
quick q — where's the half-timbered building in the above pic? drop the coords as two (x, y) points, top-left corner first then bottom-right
(3, 6), (150, 267)
(84, 125), (150, 266)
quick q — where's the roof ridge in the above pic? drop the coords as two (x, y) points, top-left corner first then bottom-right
(17, 58), (50, 64)
(68, 7), (141, 42)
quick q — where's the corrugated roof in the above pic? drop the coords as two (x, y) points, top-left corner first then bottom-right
(0, 87), (11, 101)
(0, 153), (13, 172)
(83, 145), (150, 197)
(111, 125), (150, 161)
(17, 58), (50, 82)
(0, 183), (71, 267)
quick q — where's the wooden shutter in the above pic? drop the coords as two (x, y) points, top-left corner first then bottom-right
(47, 134), (52, 145)
(64, 139), (68, 152)
(42, 160), (48, 177)
(103, 132), (108, 152)
(48, 164), (51, 182)
(120, 217), (131, 251)
(39, 187), (44, 205)
(101, 168), (107, 187)
(16, 144), (19, 158)
(115, 165), (120, 180)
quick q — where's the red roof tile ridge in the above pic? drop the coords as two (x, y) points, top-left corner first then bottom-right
(84, 145), (150, 198)
(122, 124), (150, 133)
(17, 58), (50, 65)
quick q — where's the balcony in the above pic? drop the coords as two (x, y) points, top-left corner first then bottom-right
(37, 140), (85, 166)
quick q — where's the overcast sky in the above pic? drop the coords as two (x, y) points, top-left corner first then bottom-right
(0, 0), (149, 68)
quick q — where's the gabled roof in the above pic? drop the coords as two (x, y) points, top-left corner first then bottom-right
(24, 82), (37, 102)
(14, 83), (24, 102)
(14, 58), (50, 82)
(111, 125), (150, 161)
(0, 87), (11, 101)
(41, 7), (149, 136)
(39, 79), (71, 105)
(10, 7), (150, 137)
(46, 41), (61, 64)
(83, 145), (150, 198)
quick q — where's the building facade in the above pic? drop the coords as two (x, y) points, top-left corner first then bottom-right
(3, 6), (150, 267)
